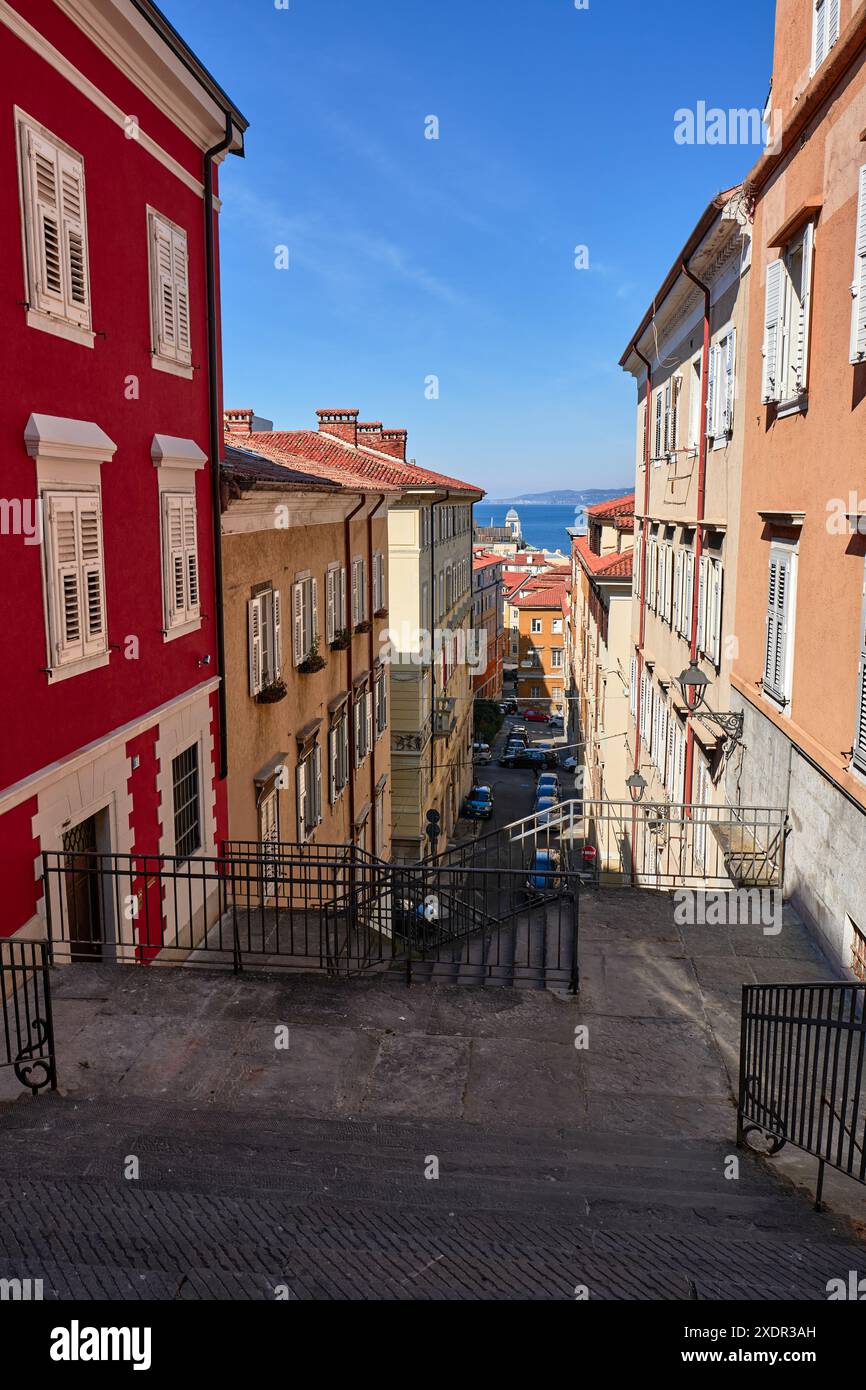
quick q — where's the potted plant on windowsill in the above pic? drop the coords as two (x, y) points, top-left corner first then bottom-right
(354, 619), (371, 635)
(374, 607), (389, 619)
(299, 638), (326, 674)
(329, 627), (350, 651)
(256, 678), (287, 704)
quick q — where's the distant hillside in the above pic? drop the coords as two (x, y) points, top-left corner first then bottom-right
(491, 488), (633, 505)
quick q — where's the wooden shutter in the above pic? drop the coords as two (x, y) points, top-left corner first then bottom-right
(851, 166), (866, 363)
(762, 260), (784, 403)
(654, 391), (663, 458)
(248, 596), (263, 695)
(56, 149), (90, 326)
(711, 562), (723, 666)
(341, 714), (349, 785)
(272, 587), (282, 678)
(828, 0), (840, 51)
(697, 556), (707, 653)
(162, 494), (185, 627)
(351, 560), (359, 627)
(326, 568), (336, 644)
(171, 224), (191, 362)
(658, 701), (669, 784)
(854, 563), (866, 771)
(663, 381), (672, 454)
(182, 495), (199, 618)
(721, 331), (736, 435)
(764, 550), (791, 700)
(706, 344), (719, 438)
(665, 545), (674, 623)
(328, 726), (338, 803)
(813, 0), (827, 70)
(296, 759), (307, 839)
(671, 375), (681, 451)
(151, 214), (177, 358)
(311, 577), (319, 647)
(26, 129), (65, 315)
(312, 745), (322, 826)
(366, 690), (373, 755)
(292, 581), (304, 665)
(793, 223), (814, 393)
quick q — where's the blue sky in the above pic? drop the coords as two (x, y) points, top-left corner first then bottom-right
(165, 0), (775, 496)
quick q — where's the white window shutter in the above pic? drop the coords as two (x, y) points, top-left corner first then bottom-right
(697, 556), (707, 653)
(351, 560), (359, 627)
(171, 225), (191, 363)
(722, 331), (736, 434)
(666, 546), (674, 623)
(854, 564), (866, 769)
(851, 166), (866, 363)
(762, 260), (784, 403)
(292, 581), (304, 665)
(26, 130), (65, 315)
(684, 551), (695, 637)
(152, 213), (177, 358)
(313, 745), (322, 825)
(671, 375), (681, 451)
(326, 569), (336, 644)
(311, 577), (319, 645)
(162, 494), (185, 628)
(813, 0), (827, 70)
(46, 494), (84, 664)
(664, 381), (672, 453)
(248, 596), (262, 695)
(828, 0), (840, 50)
(711, 562), (723, 666)
(272, 587), (282, 677)
(794, 223), (814, 393)
(297, 760), (306, 839)
(366, 690), (373, 753)
(654, 392), (663, 457)
(341, 715), (349, 783)
(706, 344), (719, 438)
(764, 551), (791, 700)
(182, 495), (199, 618)
(58, 150), (90, 326)
(339, 567), (347, 629)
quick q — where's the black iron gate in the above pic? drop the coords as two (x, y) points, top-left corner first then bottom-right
(0, 940), (57, 1095)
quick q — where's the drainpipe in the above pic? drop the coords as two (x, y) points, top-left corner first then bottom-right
(204, 113), (237, 785)
(430, 495), (448, 790)
(631, 341), (653, 768)
(344, 494), (366, 840)
(680, 257), (711, 809)
(367, 495), (386, 855)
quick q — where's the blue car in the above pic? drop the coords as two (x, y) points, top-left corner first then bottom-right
(526, 849), (562, 894)
(462, 785), (494, 820)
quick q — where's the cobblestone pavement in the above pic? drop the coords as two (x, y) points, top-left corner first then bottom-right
(0, 885), (862, 1300)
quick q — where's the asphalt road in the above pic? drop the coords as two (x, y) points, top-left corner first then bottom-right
(463, 712), (569, 837)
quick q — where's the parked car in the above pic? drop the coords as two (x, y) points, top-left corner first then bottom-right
(507, 732), (529, 748)
(501, 746), (552, 770)
(462, 785), (494, 820)
(548, 714), (564, 730)
(537, 773), (561, 798)
(560, 755), (578, 773)
(473, 742), (492, 764)
(499, 698), (518, 714)
(533, 793), (556, 816)
(509, 724), (528, 740)
(524, 708), (549, 723)
(526, 848), (562, 895)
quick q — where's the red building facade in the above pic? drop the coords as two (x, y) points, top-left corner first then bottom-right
(0, 1), (246, 948)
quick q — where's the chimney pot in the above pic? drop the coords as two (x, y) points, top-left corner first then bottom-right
(224, 408), (254, 435)
(377, 428), (408, 462)
(316, 409), (359, 447)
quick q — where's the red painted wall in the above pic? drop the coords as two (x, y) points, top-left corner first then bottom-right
(0, 2), (223, 791)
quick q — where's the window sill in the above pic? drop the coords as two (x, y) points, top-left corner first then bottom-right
(775, 396), (807, 420)
(46, 650), (110, 685)
(163, 616), (202, 644)
(761, 684), (790, 713)
(26, 310), (95, 349)
(151, 354), (194, 380)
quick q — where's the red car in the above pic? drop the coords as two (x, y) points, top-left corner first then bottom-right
(523, 708), (549, 723)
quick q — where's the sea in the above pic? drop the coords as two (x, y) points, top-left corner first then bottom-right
(477, 503), (584, 557)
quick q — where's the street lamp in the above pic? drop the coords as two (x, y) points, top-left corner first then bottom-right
(626, 770), (648, 804)
(676, 663), (744, 744)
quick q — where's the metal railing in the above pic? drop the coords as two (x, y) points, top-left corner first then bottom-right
(738, 982), (866, 1208)
(460, 799), (788, 890)
(0, 940), (57, 1095)
(40, 846), (579, 990)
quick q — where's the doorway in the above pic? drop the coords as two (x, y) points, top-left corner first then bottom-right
(62, 816), (103, 961)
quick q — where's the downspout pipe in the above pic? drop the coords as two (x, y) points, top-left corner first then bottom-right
(430, 495), (448, 788)
(344, 494), (366, 841)
(631, 341), (653, 770)
(367, 495), (386, 855)
(680, 257), (712, 809)
(204, 112), (237, 784)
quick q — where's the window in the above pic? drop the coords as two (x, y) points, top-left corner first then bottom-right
(552, 618), (563, 634)
(706, 330), (736, 442)
(551, 648), (564, 668)
(297, 744), (322, 840)
(354, 686), (372, 764)
(762, 224), (814, 407)
(172, 744), (201, 860)
(259, 790), (279, 899)
(375, 667), (388, 737)
(351, 557), (367, 626)
(852, 560), (866, 773)
(629, 655), (638, 718)
(763, 543), (797, 705)
(161, 492), (199, 632)
(664, 375), (681, 454)
(43, 491), (107, 672)
(16, 112), (92, 344)
(850, 165), (866, 363)
(147, 208), (191, 373)
(696, 556), (723, 667)
(530, 685), (540, 699)
(326, 564), (347, 643)
(292, 575), (318, 665)
(654, 390), (663, 459)
(811, 0), (840, 76)
(373, 551), (386, 613)
(374, 781), (386, 856)
(674, 547), (695, 638)
(248, 588), (282, 694)
(328, 713), (350, 802)
(531, 617), (542, 634)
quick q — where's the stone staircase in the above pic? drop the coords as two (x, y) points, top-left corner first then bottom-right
(0, 1091), (861, 1300)
(390, 898), (577, 990)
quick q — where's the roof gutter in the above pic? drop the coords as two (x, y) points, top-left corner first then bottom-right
(205, 112), (240, 782)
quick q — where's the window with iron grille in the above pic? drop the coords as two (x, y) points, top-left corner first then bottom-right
(172, 744), (201, 860)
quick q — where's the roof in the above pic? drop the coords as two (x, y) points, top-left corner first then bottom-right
(233, 428), (482, 497)
(573, 536), (634, 581)
(585, 493), (636, 521)
(472, 553), (502, 571)
(222, 441), (342, 490)
(132, 1), (249, 133)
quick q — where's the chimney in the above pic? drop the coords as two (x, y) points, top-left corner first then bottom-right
(377, 428), (408, 461)
(316, 409), (359, 447)
(224, 408), (254, 436)
(357, 421), (383, 448)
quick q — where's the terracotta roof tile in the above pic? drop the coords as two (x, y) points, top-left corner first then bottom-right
(574, 535), (634, 579)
